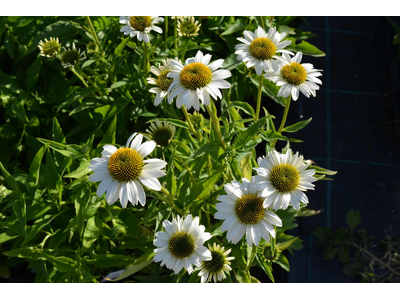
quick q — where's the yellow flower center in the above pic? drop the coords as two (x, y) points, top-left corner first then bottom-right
(41, 40), (61, 57)
(281, 63), (307, 85)
(129, 16), (152, 31)
(235, 194), (265, 225)
(168, 232), (195, 259)
(203, 250), (225, 272)
(61, 49), (80, 66)
(108, 148), (144, 182)
(249, 37), (276, 60)
(269, 163), (300, 193)
(180, 62), (212, 90)
(156, 69), (173, 91)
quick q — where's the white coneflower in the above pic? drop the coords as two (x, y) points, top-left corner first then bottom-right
(38, 37), (61, 58)
(119, 16), (164, 43)
(147, 58), (178, 106)
(178, 16), (201, 37)
(234, 26), (292, 75)
(167, 50), (231, 110)
(264, 52), (323, 100)
(88, 133), (167, 208)
(153, 215), (212, 274)
(214, 178), (282, 247)
(254, 149), (316, 210)
(60, 43), (85, 68)
(145, 119), (176, 148)
(196, 243), (234, 283)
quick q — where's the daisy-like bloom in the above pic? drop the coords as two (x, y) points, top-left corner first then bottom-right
(88, 133), (167, 208)
(145, 119), (176, 148)
(196, 243), (234, 283)
(153, 215), (212, 274)
(86, 41), (98, 54)
(119, 16), (164, 43)
(254, 149), (316, 211)
(257, 242), (281, 264)
(264, 52), (323, 100)
(38, 37), (61, 58)
(147, 58), (177, 106)
(61, 43), (85, 68)
(178, 16), (201, 37)
(234, 26), (292, 75)
(168, 50), (231, 110)
(214, 178), (282, 247)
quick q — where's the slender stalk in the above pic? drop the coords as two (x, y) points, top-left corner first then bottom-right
(271, 95), (291, 148)
(174, 155), (196, 183)
(205, 102), (227, 150)
(85, 16), (104, 57)
(255, 75), (263, 121)
(160, 187), (183, 215)
(143, 42), (149, 75)
(269, 16), (275, 25)
(271, 226), (277, 256)
(247, 245), (258, 270)
(70, 68), (89, 88)
(180, 37), (190, 61)
(165, 16), (168, 41)
(174, 17), (178, 51)
(75, 65), (99, 92)
(260, 16), (265, 30)
(181, 105), (203, 142)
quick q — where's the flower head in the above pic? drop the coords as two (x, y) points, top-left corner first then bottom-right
(147, 58), (178, 106)
(86, 41), (98, 54)
(61, 43), (85, 68)
(88, 133), (167, 208)
(264, 52), (323, 100)
(178, 16), (201, 37)
(38, 37), (61, 58)
(214, 177), (282, 246)
(168, 50), (231, 110)
(153, 215), (212, 274)
(235, 27), (292, 75)
(145, 119), (176, 148)
(119, 16), (164, 43)
(196, 243), (234, 283)
(258, 242), (281, 264)
(254, 149), (316, 210)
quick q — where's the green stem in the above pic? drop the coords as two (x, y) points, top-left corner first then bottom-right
(180, 37), (190, 61)
(70, 68), (89, 88)
(165, 16), (168, 41)
(260, 16), (265, 30)
(247, 245), (258, 270)
(143, 42), (149, 75)
(181, 105), (203, 142)
(174, 17), (178, 51)
(272, 95), (291, 148)
(271, 226), (277, 256)
(160, 187), (183, 215)
(85, 16), (104, 57)
(205, 102), (227, 150)
(174, 155), (196, 183)
(255, 75), (263, 121)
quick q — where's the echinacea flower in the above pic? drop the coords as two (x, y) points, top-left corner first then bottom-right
(235, 26), (292, 75)
(89, 133), (167, 208)
(178, 16), (201, 37)
(38, 37), (61, 58)
(61, 43), (85, 68)
(119, 16), (164, 43)
(168, 50), (231, 110)
(215, 178), (282, 246)
(145, 119), (176, 147)
(153, 215), (212, 274)
(147, 58), (177, 106)
(264, 52), (323, 100)
(254, 149), (316, 210)
(196, 243), (234, 283)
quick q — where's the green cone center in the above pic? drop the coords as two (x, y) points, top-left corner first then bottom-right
(61, 49), (80, 65)
(152, 127), (173, 147)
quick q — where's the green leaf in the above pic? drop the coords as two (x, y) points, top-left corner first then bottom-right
(255, 254), (275, 282)
(26, 57), (41, 88)
(225, 101), (255, 118)
(81, 59), (96, 69)
(232, 243), (247, 270)
(75, 187), (92, 238)
(82, 216), (103, 251)
(186, 140), (221, 162)
(12, 195), (26, 237)
(114, 36), (130, 56)
(29, 145), (46, 185)
(4, 32), (14, 60)
(0, 162), (20, 192)
(249, 75), (286, 107)
(308, 165), (337, 176)
(296, 208), (323, 217)
(37, 138), (87, 159)
(147, 118), (189, 129)
(52, 117), (66, 143)
(99, 115), (117, 146)
(64, 160), (91, 178)
(190, 168), (224, 200)
(282, 118), (312, 133)
(45, 149), (60, 189)
(85, 254), (136, 268)
(287, 40), (326, 57)
(275, 254), (290, 272)
(0, 230), (19, 245)
(232, 117), (267, 150)
(111, 251), (155, 282)
(276, 236), (299, 251)
(346, 209), (361, 231)
(221, 19), (247, 35)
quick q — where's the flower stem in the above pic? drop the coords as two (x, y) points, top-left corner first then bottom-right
(70, 68), (89, 88)
(255, 74), (263, 121)
(160, 187), (183, 215)
(143, 42), (149, 75)
(205, 102), (227, 150)
(180, 37), (190, 61)
(272, 95), (291, 148)
(174, 17), (178, 51)
(181, 105), (203, 142)
(165, 16), (168, 41)
(85, 16), (104, 58)
(174, 155), (196, 183)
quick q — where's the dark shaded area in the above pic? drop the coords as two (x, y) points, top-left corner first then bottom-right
(267, 16), (400, 283)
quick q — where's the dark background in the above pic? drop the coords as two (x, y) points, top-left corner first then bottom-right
(262, 16), (400, 282)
